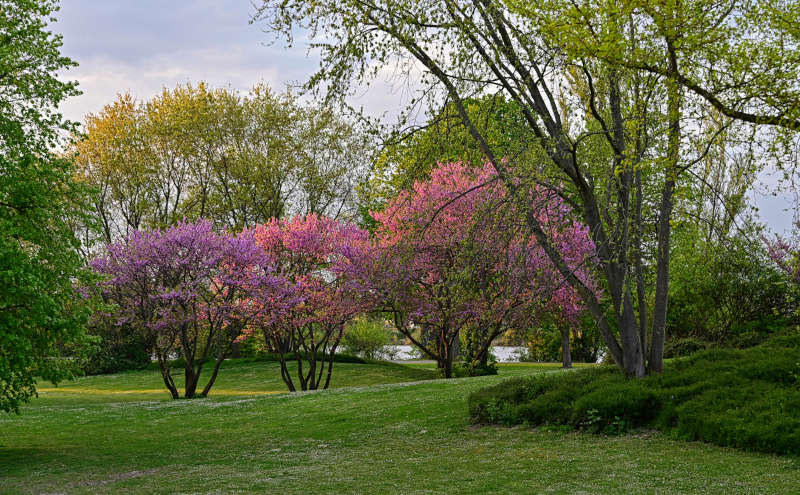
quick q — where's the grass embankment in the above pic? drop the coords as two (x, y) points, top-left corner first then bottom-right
(470, 334), (800, 456)
(1, 360), (797, 494)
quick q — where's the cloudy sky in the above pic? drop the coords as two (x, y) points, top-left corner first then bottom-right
(55, 0), (312, 123)
(52, 0), (795, 233)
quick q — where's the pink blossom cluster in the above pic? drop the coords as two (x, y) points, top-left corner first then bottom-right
(369, 162), (597, 335)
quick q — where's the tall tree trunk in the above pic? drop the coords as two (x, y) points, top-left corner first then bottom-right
(620, 289), (646, 376)
(650, 43), (681, 374)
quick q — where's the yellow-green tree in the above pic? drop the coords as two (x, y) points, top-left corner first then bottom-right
(74, 83), (372, 243)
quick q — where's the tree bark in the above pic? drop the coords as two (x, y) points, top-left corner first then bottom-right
(650, 42), (681, 374)
(159, 363), (179, 399)
(560, 326), (572, 369)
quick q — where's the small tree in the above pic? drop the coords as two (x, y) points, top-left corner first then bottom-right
(370, 162), (597, 377)
(251, 214), (372, 391)
(91, 220), (286, 398)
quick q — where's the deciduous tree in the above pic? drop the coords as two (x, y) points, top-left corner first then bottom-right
(250, 215), (372, 391)
(0, 0), (93, 413)
(74, 83), (372, 244)
(370, 162), (596, 377)
(91, 220), (288, 398)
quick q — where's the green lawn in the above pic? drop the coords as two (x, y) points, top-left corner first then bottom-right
(1, 361), (797, 494)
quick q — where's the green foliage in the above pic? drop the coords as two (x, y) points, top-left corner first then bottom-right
(81, 323), (152, 375)
(667, 227), (797, 353)
(470, 334), (800, 455)
(341, 316), (393, 360)
(663, 337), (710, 358)
(74, 83), (372, 242)
(517, 316), (604, 363)
(452, 361), (498, 378)
(361, 95), (537, 207)
(0, 0), (93, 413)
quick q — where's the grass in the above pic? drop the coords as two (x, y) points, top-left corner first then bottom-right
(1, 361), (797, 494)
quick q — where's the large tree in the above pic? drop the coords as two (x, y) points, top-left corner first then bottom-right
(0, 0), (92, 412)
(370, 162), (596, 377)
(254, 0), (800, 376)
(73, 83), (373, 243)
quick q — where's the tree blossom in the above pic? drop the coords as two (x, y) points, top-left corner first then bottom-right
(91, 220), (288, 398)
(369, 162), (598, 377)
(249, 214), (373, 391)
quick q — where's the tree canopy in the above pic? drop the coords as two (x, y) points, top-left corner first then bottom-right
(368, 161), (597, 377)
(0, 0), (92, 413)
(73, 83), (374, 243)
(254, 0), (800, 376)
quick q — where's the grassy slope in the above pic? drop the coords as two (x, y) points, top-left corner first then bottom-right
(0, 361), (797, 494)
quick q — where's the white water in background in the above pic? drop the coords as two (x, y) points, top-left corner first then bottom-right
(380, 345), (527, 362)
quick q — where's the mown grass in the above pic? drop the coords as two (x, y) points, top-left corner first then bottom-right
(1, 361), (797, 494)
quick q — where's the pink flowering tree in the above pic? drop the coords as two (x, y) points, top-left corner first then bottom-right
(249, 214), (373, 391)
(370, 162), (597, 376)
(91, 220), (288, 398)
(766, 223), (800, 284)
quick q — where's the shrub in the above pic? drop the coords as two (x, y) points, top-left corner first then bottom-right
(82, 323), (152, 375)
(341, 317), (394, 360)
(469, 334), (800, 455)
(453, 361), (498, 378)
(663, 336), (709, 358)
(667, 229), (797, 350)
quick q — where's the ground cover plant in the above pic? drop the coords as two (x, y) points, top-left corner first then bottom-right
(469, 333), (800, 456)
(2, 362), (798, 494)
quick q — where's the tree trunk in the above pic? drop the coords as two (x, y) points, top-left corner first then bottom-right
(443, 354), (453, 378)
(230, 341), (241, 359)
(184, 365), (199, 398)
(159, 364), (179, 399)
(200, 358), (225, 397)
(620, 289), (646, 376)
(650, 43), (681, 374)
(560, 326), (572, 369)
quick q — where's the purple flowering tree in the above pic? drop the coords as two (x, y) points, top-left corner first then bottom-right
(91, 220), (288, 398)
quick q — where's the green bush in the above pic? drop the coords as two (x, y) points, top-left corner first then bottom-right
(341, 317), (394, 360)
(469, 334), (800, 455)
(667, 228), (798, 350)
(663, 336), (709, 358)
(82, 323), (152, 375)
(453, 361), (498, 378)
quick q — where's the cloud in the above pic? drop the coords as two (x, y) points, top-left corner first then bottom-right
(54, 0), (314, 123)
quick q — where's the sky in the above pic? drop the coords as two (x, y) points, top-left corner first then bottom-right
(52, 0), (796, 234)
(55, 0), (311, 123)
